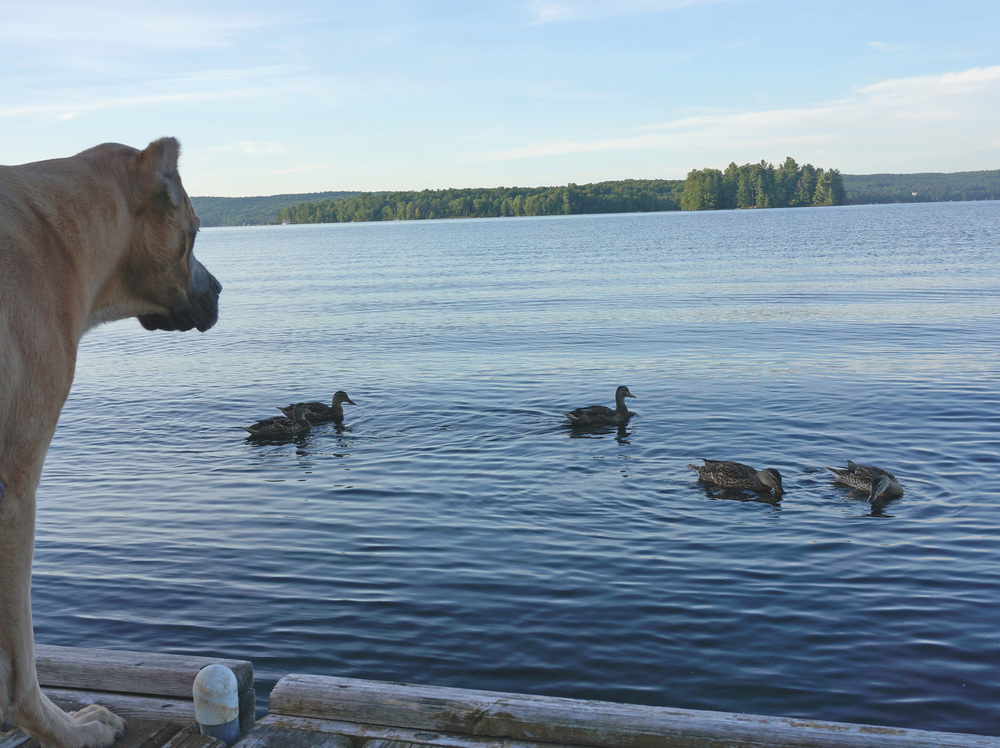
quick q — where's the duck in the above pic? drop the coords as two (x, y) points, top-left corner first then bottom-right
(826, 460), (903, 503)
(688, 459), (785, 495)
(565, 385), (636, 426)
(279, 390), (356, 423)
(244, 403), (312, 438)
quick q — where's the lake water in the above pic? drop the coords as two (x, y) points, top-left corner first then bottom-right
(35, 202), (1000, 736)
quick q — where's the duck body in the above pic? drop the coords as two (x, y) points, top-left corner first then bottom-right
(827, 460), (903, 503)
(565, 385), (636, 426)
(279, 390), (356, 423)
(244, 403), (312, 438)
(688, 459), (785, 494)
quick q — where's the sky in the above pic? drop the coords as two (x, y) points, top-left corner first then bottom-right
(3, 0), (999, 196)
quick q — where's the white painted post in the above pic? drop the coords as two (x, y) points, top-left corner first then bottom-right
(193, 664), (241, 745)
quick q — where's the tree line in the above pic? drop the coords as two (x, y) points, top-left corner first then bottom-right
(680, 158), (846, 210)
(276, 180), (684, 224)
(189, 166), (999, 226)
(191, 191), (359, 227)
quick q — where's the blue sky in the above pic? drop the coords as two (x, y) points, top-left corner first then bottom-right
(3, 1), (999, 196)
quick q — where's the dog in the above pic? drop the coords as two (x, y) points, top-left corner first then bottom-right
(0, 138), (221, 747)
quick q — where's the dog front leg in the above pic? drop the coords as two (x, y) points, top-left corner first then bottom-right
(0, 478), (125, 748)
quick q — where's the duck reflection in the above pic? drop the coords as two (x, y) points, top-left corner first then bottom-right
(696, 483), (784, 506)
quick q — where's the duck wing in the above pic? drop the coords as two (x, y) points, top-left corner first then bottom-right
(694, 460), (758, 488)
(827, 462), (897, 491)
(849, 462), (898, 483)
(250, 415), (292, 429)
(565, 404), (618, 424)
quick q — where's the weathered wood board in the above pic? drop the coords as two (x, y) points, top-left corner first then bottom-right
(268, 674), (1000, 748)
(244, 713), (569, 748)
(35, 645), (253, 697)
(0, 720), (224, 748)
(34, 645), (255, 737)
(233, 719), (355, 748)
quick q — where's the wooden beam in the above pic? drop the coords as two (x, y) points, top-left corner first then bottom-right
(35, 645), (253, 697)
(234, 719), (354, 748)
(249, 713), (565, 748)
(269, 674), (1000, 748)
(0, 730), (32, 748)
(0, 719), (224, 748)
(43, 686), (197, 724)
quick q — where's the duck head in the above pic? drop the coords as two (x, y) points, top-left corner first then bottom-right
(333, 390), (356, 406)
(868, 474), (897, 503)
(757, 467), (785, 494)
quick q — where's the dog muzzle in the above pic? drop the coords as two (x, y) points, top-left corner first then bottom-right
(139, 259), (222, 332)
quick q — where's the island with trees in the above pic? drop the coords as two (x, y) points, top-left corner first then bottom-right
(679, 158), (845, 210)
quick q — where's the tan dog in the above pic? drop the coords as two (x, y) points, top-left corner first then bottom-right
(0, 138), (221, 747)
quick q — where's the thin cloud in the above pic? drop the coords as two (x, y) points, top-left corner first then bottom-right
(469, 66), (1000, 163)
(0, 65), (397, 123)
(214, 140), (288, 157)
(0, 68), (293, 122)
(867, 41), (909, 54)
(276, 164), (334, 175)
(0, 91), (257, 121)
(524, 0), (731, 25)
(0, 4), (273, 53)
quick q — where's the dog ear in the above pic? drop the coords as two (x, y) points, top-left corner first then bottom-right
(135, 137), (184, 208)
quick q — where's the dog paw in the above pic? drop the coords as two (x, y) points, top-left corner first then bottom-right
(68, 705), (126, 747)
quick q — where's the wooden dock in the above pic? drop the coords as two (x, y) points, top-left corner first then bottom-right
(2, 645), (998, 747)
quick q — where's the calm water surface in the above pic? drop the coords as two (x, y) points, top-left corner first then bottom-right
(36, 202), (1000, 735)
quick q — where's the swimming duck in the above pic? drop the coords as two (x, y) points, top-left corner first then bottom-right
(565, 385), (636, 426)
(826, 461), (903, 503)
(688, 459), (785, 495)
(244, 403), (312, 438)
(279, 390), (356, 423)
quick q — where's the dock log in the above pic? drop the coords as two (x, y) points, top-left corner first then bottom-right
(267, 674), (1000, 748)
(34, 645), (256, 737)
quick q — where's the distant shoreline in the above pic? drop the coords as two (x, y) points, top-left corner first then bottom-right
(192, 168), (1000, 227)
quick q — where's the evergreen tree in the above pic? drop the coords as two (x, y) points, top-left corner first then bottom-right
(680, 157), (845, 211)
(776, 157), (800, 207)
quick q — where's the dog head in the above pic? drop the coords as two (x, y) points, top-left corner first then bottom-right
(117, 138), (221, 333)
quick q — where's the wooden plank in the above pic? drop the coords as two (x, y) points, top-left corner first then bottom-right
(44, 686), (196, 724)
(237, 687), (258, 736)
(35, 645), (253, 698)
(364, 741), (440, 748)
(233, 721), (355, 748)
(160, 724), (228, 748)
(114, 720), (183, 748)
(250, 713), (563, 748)
(0, 729), (33, 748)
(0, 719), (225, 748)
(43, 689), (255, 743)
(268, 674), (1000, 748)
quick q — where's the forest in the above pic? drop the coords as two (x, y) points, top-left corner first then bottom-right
(274, 159), (841, 224)
(275, 180), (684, 224)
(189, 166), (999, 226)
(843, 170), (1000, 204)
